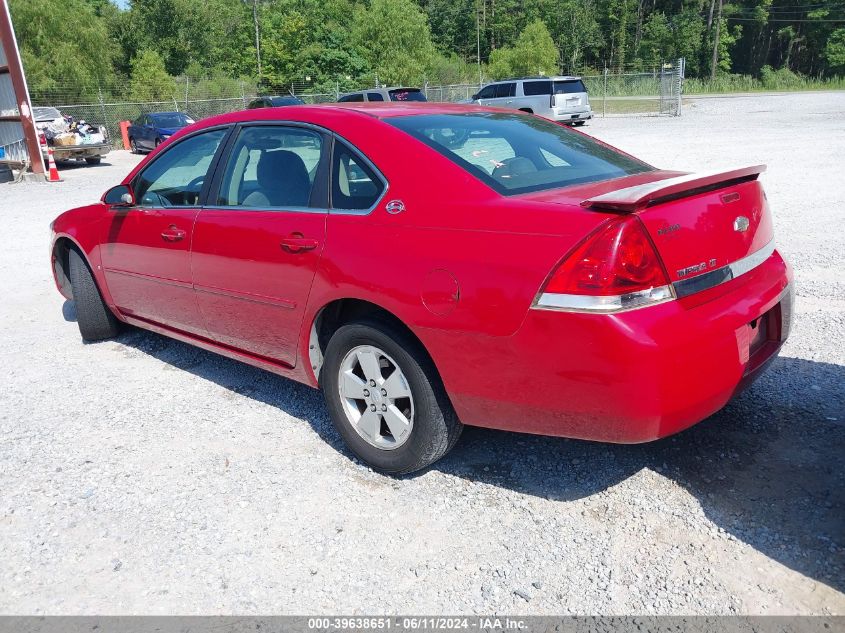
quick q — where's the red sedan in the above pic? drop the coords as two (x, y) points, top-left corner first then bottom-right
(50, 104), (793, 474)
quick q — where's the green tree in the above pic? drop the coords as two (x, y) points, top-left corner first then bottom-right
(825, 28), (845, 73)
(488, 19), (559, 78)
(9, 0), (116, 103)
(129, 50), (175, 101)
(351, 0), (437, 85)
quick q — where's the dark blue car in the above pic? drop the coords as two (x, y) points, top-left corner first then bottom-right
(127, 111), (195, 153)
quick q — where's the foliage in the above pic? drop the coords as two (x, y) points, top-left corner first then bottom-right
(129, 50), (176, 101)
(10, 0), (117, 103)
(825, 29), (845, 73)
(351, 0), (438, 85)
(488, 20), (559, 79)
(9, 0), (844, 107)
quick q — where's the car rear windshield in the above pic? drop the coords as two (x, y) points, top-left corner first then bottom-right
(389, 89), (426, 102)
(33, 107), (62, 121)
(388, 112), (652, 195)
(554, 80), (587, 94)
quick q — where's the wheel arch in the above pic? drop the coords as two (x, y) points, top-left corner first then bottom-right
(51, 235), (85, 300)
(518, 108), (534, 114)
(307, 298), (443, 389)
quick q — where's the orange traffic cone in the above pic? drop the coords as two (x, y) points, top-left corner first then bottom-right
(46, 148), (61, 182)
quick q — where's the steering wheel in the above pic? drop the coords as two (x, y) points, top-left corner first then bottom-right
(184, 175), (205, 206)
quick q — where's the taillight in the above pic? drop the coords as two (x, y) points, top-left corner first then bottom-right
(534, 216), (675, 313)
(38, 132), (47, 146)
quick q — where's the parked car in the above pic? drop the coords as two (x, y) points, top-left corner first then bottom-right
(51, 103), (792, 475)
(247, 95), (306, 109)
(127, 111), (195, 153)
(464, 76), (593, 125)
(33, 106), (110, 165)
(337, 87), (427, 103)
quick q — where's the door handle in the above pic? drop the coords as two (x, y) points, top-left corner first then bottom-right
(280, 233), (318, 253)
(161, 225), (186, 242)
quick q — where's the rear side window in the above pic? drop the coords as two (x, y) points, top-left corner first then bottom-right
(247, 99), (266, 109)
(338, 93), (365, 103)
(494, 83), (516, 98)
(389, 88), (426, 102)
(554, 80), (587, 94)
(367, 92), (385, 102)
(522, 80), (552, 96)
(388, 112), (651, 196)
(331, 142), (384, 211)
(216, 126), (323, 209)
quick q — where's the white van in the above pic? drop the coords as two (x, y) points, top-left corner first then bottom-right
(465, 76), (592, 125)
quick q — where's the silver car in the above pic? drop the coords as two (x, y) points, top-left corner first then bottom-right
(465, 76), (592, 125)
(337, 87), (427, 103)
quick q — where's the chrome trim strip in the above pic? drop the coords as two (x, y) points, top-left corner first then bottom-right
(534, 285), (675, 313)
(672, 240), (776, 299)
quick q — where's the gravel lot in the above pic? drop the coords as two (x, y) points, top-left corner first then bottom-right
(1, 92), (843, 615)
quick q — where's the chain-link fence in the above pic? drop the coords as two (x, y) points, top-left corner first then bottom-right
(29, 60), (684, 148)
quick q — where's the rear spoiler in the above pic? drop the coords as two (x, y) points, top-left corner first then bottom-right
(581, 165), (766, 213)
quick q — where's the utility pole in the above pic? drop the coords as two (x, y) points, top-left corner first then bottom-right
(476, 0), (482, 86)
(710, 0), (722, 80)
(252, 0), (262, 85)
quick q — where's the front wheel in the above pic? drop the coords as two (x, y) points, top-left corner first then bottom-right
(129, 138), (138, 154)
(84, 157), (101, 165)
(68, 249), (121, 341)
(322, 320), (462, 475)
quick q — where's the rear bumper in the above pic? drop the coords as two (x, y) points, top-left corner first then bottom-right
(552, 110), (593, 123)
(446, 249), (793, 443)
(45, 144), (110, 160)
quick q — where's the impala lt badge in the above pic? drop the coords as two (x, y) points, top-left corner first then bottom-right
(734, 216), (750, 232)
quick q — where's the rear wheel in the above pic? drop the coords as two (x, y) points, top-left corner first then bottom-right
(84, 157), (101, 165)
(129, 138), (138, 154)
(322, 320), (462, 475)
(68, 248), (120, 341)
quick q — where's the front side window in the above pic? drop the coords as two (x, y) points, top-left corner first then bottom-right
(476, 85), (496, 100)
(388, 113), (652, 195)
(134, 128), (227, 207)
(367, 92), (386, 102)
(339, 93), (365, 103)
(331, 142), (384, 211)
(216, 126), (323, 208)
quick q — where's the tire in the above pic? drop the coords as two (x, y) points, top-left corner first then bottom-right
(129, 138), (138, 154)
(154, 138), (161, 148)
(322, 319), (462, 475)
(84, 157), (101, 165)
(574, 121), (586, 127)
(68, 248), (121, 341)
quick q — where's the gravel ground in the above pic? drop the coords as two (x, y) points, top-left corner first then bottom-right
(0, 92), (843, 615)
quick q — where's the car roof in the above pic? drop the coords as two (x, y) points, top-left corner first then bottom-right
(189, 103), (518, 131)
(491, 76), (583, 82)
(148, 111), (183, 117)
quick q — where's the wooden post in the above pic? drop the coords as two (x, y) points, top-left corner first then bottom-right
(0, 0), (45, 175)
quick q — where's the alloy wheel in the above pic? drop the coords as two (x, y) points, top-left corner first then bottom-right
(338, 345), (414, 450)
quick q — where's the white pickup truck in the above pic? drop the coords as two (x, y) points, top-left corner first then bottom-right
(34, 106), (111, 165)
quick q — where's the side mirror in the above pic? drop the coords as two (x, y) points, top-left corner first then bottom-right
(471, 94), (479, 100)
(104, 184), (135, 207)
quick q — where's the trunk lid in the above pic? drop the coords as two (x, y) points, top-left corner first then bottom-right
(580, 165), (773, 283)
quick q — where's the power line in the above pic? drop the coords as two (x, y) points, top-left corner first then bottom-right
(728, 16), (845, 21)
